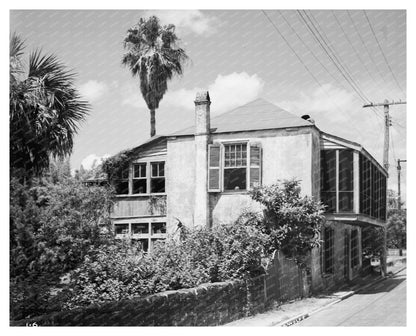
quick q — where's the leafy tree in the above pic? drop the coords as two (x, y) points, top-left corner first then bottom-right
(10, 33), (89, 180)
(122, 16), (188, 137)
(387, 208), (406, 253)
(248, 180), (326, 265)
(10, 170), (115, 320)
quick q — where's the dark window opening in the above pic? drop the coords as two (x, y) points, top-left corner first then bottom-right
(151, 162), (165, 193)
(323, 227), (335, 274)
(152, 222), (166, 234)
(321, 150), (336, 212)
(115, 168), (129, 195)
(115, 224), (129, 236)
(224, 168), (246, 191)
(131, 223), (149, 235)
(338, 150), (354, 212)
(351, 229), (359, 267)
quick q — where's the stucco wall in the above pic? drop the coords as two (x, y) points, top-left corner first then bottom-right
(310, 221), (362, 292)
(166, 136), (196, 232)
(209, 128), (314, 226)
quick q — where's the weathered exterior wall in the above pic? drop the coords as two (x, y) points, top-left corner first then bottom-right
(310, 221), (363, 292)
(311, 128), (321, 200)
(166, 136), (196, 232)
(112, 196), (166, 218)
(209, 128), (314, 226)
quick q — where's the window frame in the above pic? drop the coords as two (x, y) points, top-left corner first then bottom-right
(114, 220), (167, 253)
(114, 159), (166, 196)
(212, 140), (262, 193)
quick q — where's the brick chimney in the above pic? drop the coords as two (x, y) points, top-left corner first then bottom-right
(194, 91), (210, 227)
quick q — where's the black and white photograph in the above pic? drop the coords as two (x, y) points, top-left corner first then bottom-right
(7, 2), (409, 328)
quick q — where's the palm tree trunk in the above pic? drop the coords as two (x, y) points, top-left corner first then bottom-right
(150, 109), (156, 137)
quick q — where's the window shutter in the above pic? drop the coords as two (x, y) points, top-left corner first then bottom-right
(208, 144), (221, 192)
(250, 143), (262, 188)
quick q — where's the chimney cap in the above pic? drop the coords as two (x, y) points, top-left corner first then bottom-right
(195, 91), (210, 103)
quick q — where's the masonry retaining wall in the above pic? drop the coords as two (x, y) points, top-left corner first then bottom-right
(11, 252), (308, 326)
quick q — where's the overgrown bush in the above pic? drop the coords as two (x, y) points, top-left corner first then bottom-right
(61, 221), (269, 310)
(248, 179), (326, 265)
(10, 171), (115, 320)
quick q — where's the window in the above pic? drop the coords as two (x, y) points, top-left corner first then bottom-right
(351, 229), (359, 267)
(151, 162), (165, 193)
(224, 144), (247, 191)
(133, 163), (147, 194)
(320, 149), (354, 213)
(323, 227), (334, 274)
(114, 161), (165, 195)
(114, 169), (129, 195)
(208, 142), (262, 192)
(359, 154), (387, 220)
(114, 222), (167, 253)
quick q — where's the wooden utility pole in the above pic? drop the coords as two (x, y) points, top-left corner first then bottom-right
(397, 159), (406, 210)
(363, 100), (406, 170)
(363, 99), (406, 277)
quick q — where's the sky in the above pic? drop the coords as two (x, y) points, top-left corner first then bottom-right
(9, 9), (407, 202)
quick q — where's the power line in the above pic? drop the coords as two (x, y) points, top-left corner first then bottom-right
(363, 10), (405, 96)
(298, 10), (384, 125)
(331, 10), (385, 101)
(347, 10), (392, 98)
(261, 11), (328, 95)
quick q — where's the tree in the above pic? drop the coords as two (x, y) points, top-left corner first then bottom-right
(122, 16), (188, 137)
(10, 33), (89, 180)
(387, 208), (406, 254)
(248, 180), (326, 265)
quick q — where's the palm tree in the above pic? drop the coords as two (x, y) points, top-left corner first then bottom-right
(122, 16), (188, 137)
(10, 33), (89, 180)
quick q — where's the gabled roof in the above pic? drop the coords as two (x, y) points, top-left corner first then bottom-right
(171, 98), (313, 136)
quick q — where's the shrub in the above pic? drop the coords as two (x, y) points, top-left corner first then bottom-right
(248, 179), (326, 265)
(61, 221), (269, 310)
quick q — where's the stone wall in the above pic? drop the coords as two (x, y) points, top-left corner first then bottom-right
(12, 253), (308, 327)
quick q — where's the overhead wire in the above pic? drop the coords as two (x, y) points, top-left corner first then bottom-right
(363, 10), (405, 97)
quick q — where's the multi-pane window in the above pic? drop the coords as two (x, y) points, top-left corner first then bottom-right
(338, 150), (354, 211)
(114, 222), (167, 253)
(224, 144), (247, 191)
(208, 142), (262, 192)
(151, 162), (165, 193)
(114, 161), (165, 195)
(323, 227), (334, 274)
(115, 169), (129, 195)
(359, 154), (386, 220)
(320, 149), (354, 213)
(133, 163), (147, 194)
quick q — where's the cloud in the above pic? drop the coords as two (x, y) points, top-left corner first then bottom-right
(81, 153), (110, 170)
(79, 80), (110, 103)
(144, 10), (217, 35)
(276, 84), (355, 116)
(121, 72), (264, 115)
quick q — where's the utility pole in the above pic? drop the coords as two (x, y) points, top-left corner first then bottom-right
(363, 100), (406, 170)
(363, 99), (406, 277)
(397, 159), (406, 210)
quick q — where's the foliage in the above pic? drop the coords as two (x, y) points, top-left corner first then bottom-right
(10, 167), (115, 320)
(10, 33), (89, 180)
(362, 226), (384, 258)
(248, 179), (326, 265)
(101, 149), (134, 181)
(387, 208), (406, 249)
(61, 221), (269, 310)
(122, 16), (189, 136)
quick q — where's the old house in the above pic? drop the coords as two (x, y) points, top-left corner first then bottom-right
(109, 91), (387, 290)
